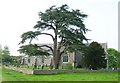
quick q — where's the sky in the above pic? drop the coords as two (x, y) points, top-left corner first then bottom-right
(0, 0), (119, 56)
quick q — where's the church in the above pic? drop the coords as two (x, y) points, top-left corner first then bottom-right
(21, 43), (108, 68)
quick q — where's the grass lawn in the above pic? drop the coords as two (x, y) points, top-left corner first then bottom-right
(2, 68), (118, 81)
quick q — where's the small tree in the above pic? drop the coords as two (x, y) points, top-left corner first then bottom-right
(107, 48), (120, 69)
(2, 46), (12, 65)
(10, 56), (22, 67)
(83, 42), (106, 70)
(0, 44), (2, 64)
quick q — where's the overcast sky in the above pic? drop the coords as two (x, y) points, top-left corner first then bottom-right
(0, 0), (119, 56)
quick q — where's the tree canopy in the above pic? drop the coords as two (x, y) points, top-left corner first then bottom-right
(83, 42), (106, 70)
(18, 44), (50, 56)
(0, 45), (11, 65)
(19, 4), (89, 69)
(107, 48), (120, 69)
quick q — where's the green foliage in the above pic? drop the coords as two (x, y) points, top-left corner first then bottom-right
(63, 63), (73, 69)
(107, 48), (120, 68)
(0, 45), (2, 63)
(18, 44), (50, 56)
(0, 44), (22, 66)
(19, 4), (89, 69)
(1, 46), (12, 65)
(83, 42), (106, 70)
(10, 56), (22, 66)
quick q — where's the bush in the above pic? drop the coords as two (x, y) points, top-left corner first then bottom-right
(63, 63), (73, 70)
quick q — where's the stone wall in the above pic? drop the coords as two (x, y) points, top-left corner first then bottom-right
(4, 66), (33, 74)
(33, 69), (118, 74)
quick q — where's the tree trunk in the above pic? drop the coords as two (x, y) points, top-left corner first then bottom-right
(53, 29), (59, 69)
(53, 50), (59, 69)
(53, 28), (62, 69)
(53, 50), (61, 69)
(53, 55), (60, 69)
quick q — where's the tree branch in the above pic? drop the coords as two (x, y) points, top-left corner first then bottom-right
(37, 32), (55, 41)
(39, 45), (53, 53)
(29, 38), (33, 44)
(60, 50), (65, 56)
(34, 21), (56, 33)
(58, 38), (69, 51)
(58, 37), (64, 50)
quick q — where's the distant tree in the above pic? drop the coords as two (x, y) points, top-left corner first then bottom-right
(19, 4), (89, 69)
(107, 48), (120, 69)
(83, 42), (106, 70)
(10, 56), (22, 67)
(2, 46), (11, 65)
(0, 44), (2, 64)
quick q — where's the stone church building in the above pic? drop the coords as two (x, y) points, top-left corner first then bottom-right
(21, 43), (108, 68)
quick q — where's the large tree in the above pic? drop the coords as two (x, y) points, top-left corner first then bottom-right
(19, 4), (89, 69)
(83, 42), (106, 70)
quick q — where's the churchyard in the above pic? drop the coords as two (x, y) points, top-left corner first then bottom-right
(0, 3), (120, 82)
(1, 67), (118, 81)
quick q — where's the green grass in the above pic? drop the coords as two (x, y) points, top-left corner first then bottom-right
(2, 68), (118, 81)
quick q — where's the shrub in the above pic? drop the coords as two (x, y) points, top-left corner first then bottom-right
(63, 63), (73, 70)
